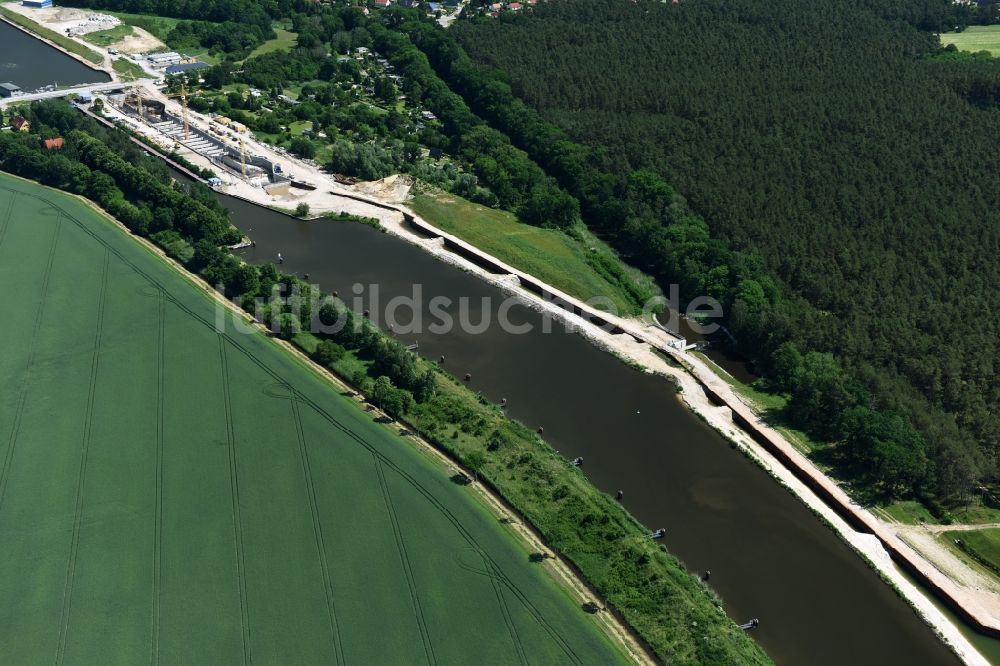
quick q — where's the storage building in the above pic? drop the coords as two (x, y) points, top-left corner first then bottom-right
(0, 82), (21, 98)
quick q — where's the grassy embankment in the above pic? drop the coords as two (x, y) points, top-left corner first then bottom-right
(0, 173), (626, 663)
(940, 25), (1000, 56)
(877, 499), (1000, 526)
(408, 189), (660, 316)
(945, 529), (1000, 577)
(81, 23), (133, 47)
(0, 6), (103, 64)
(111, 57), (146, 79)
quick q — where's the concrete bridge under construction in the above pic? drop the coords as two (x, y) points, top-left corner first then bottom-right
(0, 80), (152, 107)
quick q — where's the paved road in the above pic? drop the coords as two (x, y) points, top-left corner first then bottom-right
(0, 80), (151, 107)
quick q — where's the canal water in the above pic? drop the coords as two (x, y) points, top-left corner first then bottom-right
(0, 21), (108, 91)
(222, 197), (970, 665)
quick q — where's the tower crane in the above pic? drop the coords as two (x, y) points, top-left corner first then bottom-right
(163, 82), (190, 141)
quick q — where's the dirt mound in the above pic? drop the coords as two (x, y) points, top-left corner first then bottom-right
(354, 174), (411, 203)
(111, 26), (164, 54)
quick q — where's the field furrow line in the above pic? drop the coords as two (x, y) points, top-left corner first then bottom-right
(0, 213), (62, 517)
(375, 459), (437, 666)
(482, 553), (529, 666)
(54, 248), (110, 666)
(219, 338), (252, 666)
(149, 288), (165, 666)
(486, 560), (583, 664)
(289, 390), (345, 664)
(0, 191), (17, 252)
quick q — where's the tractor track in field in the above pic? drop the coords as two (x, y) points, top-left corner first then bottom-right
(55, 248), (110, 666)
(288, 388), (345, 665)
(454, 546), (580, 663)
(473, 548), (529, 666)
(0, 191), (17, 252)
(375, 457), (438, 666)
(219, 338), (252, 666)
(0, 211), (61, 519)
(150, 287), (165, 666)
(18, 188), (598, 665)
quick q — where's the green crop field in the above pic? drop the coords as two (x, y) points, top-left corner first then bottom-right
(940, 25), (1000, 56)
(0, 174), (623, 663)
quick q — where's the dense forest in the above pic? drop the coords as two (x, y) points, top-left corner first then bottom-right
(442, 0), (1000, 504)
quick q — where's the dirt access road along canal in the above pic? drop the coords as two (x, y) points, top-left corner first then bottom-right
(223, 195), (963, 666)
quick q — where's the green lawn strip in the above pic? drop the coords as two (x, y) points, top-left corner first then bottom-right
(245, 27), (297, 59)
(940, 25), (1000, 56)
(112, 57), (146, 79)
(944, 529), (1000, 578)
(81, 24), (133, 47)
(105, 11), (181, 42)
(951, 501), (1000, 525)
(0, 173), (625, 663)
(877, 500), (939, 525)
(288, 119), (313, 136)
(0, 7), (103, 64)
(408, 191), (655, 316)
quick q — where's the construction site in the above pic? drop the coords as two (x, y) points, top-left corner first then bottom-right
(106, 82), (293, 194)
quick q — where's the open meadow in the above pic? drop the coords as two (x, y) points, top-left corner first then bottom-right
(0, 174), (623, 663)
(940, 25), (1000, 56)
(408, 191), (657, 315)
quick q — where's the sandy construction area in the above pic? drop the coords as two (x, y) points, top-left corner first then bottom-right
(105, 26), (163, 54)
(3, 3), (164, 54)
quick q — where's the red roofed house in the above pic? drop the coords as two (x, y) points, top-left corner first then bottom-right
(491, 2), (502, 8)
(10, 115), (29, 132)
(44, 137), (64, 150)
(373, 0), (390, 6)
(509, 2), (522, 9)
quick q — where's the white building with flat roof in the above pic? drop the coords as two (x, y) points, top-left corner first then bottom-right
(147, 52), (182, 67)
